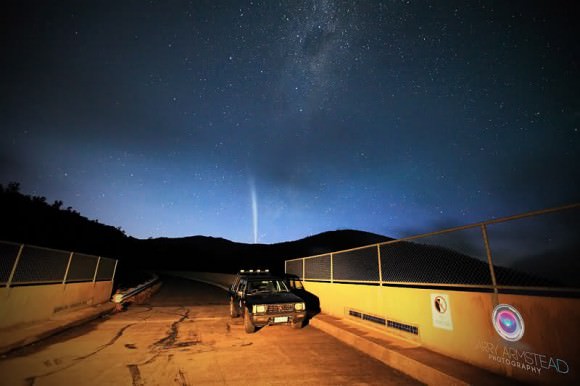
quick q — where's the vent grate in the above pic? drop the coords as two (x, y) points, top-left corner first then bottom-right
(349, 310), (362, 318)
(348, 309), (419, 335)
(387, 320), (419, 335)
(363, 314), (386, 325)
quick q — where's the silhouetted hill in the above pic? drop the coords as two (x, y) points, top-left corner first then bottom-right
(1, 182), (565, 289)
(276, 230), (393, 257)
(0, 183), (391, 276)
(128, 230), (393, 274)
(372, 240), (562, 288)
(510, 245), (579, 288)
(0, 183), (128, 257)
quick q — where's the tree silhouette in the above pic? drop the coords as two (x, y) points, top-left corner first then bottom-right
(5, 182), (20, 194)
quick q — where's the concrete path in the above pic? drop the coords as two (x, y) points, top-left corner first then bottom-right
(0, 276), (420, 386)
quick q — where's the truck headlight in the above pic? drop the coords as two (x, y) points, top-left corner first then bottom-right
(294, 303), (305, 311)
(253, 305), (267, 313)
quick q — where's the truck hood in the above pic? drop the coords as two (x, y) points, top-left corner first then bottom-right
(246, 291), (303, 305)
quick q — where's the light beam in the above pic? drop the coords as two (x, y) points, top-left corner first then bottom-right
(250, 178), (258, 243)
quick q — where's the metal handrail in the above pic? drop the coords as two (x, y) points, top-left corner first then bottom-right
(286, 203), (580, 294)
(111, 273), (160, 304)
(285, 203), (579, 261)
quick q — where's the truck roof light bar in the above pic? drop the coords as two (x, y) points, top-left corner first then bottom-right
(239, 269), (270, 274)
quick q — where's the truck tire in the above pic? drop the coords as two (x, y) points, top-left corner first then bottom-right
(292, 319), (304, 329)
(244, 309), (256, 333)
(229, 297), (239, 318)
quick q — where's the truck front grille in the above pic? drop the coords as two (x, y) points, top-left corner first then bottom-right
(267, 303), (294, 313)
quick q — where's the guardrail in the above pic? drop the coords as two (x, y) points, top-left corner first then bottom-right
(111, 273), (161, 307)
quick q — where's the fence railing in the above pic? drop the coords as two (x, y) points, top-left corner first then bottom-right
(286, 203), (580, 294)
(0, 241), (117, 287)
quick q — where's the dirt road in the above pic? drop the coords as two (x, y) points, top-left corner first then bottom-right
(0, 276), (420, 385)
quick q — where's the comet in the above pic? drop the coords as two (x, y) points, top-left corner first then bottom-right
(250, 177), (258, 243)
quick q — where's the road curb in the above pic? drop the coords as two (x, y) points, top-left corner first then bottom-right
(309, 314), (516, 386)
(309, 315), (466, 386)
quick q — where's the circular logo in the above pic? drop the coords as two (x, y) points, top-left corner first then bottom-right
(492, 304), (525, 342)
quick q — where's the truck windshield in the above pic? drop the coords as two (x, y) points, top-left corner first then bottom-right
(246, 279), (289, 294)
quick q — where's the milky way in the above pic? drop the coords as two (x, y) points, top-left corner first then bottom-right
(1, 1), (578, 243)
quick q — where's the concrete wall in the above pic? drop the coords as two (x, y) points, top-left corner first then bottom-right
(304, 281), (580, 384)
(0, 281), (114, 329)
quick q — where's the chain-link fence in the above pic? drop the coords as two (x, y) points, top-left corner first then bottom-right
(286, 204), (580, 294)
(0, 241), (117, 287)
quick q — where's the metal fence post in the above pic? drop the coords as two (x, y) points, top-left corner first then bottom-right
(111, 259), (118, 283)
(377, 244), (383, 286)
(62, 252), (74, 284)
(330, 253), (334, 283)
(302, 258), (306, 280)
(92, 256), (101, 284)
(6, 244), (24, 289)
(481, 224), (499, 300)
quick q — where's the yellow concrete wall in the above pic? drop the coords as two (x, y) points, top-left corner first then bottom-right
(0, 281), (114, 329)
(304, 281), (580, 385)
(92, 281), (114, 304)
(58, 281), (113, 311)
(0, 285), (61, 328)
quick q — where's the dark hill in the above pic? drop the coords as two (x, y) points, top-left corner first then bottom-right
(124, 230), (392, 274)
(1, 183), (564, 289)
(0, 183), (391, 276)
(0, 183), (127, 257)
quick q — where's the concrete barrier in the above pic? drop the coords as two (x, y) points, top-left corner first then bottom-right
(303, 281), (580, 385)
(0, 281), (113, 329)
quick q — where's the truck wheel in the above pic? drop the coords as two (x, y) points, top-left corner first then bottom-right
(292, 319), (304, 329)
(244, 309), (256, 333)
(229, 297), (239, 318)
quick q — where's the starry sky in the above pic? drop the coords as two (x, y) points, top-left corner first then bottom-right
(1, 1), (578, 244)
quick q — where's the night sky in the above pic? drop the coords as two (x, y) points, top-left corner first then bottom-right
(1, 1), (578, 244)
